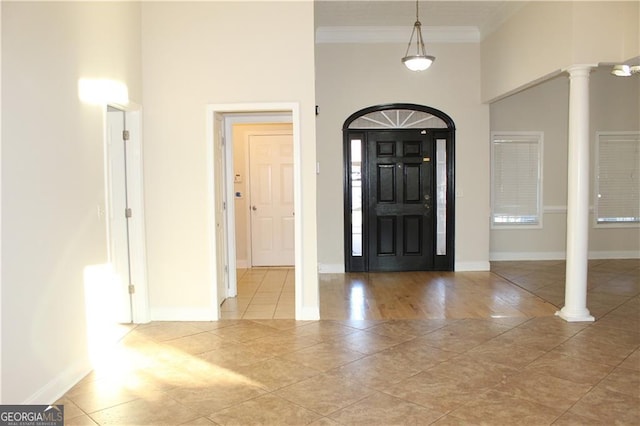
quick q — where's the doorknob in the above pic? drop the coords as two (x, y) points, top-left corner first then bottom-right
(252, 206), (257, 211)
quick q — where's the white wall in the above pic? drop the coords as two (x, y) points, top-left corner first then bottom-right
(1, 2), (142, 403)
(482, 1), (640, 103)
(490, 67), (640, 260)
(141, 1), (317, 319)
(315, 42), (490, 272)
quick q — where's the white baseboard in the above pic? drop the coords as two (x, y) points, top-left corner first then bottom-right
(455, 261), (491, 271)
(150, 307), (216, 321)
(490, 252), (566, 261)
(318, 263), (345, 273)
(490, 250), (640, 261)
(297, 306), (320, 321)
(24, 358), (91, 404)
(588, 250), (640, 259)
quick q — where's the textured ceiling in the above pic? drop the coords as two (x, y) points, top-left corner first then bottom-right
(315, 1), (528, 36)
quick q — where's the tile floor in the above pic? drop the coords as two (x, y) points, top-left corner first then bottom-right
(220, 268), (295, 320)
(58, 260), (639, 425)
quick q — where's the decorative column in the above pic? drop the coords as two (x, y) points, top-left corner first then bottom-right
(557, 65), (595, 322)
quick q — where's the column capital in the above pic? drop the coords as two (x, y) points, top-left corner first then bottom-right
(564, 64), (597, 76)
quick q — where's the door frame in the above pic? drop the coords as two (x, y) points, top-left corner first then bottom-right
(104, 102), (150, 323)
(343, 103), (456, 272)
(206, 103), (302, 320)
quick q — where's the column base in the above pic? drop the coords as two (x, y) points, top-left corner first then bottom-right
(555, 307), (595, 322)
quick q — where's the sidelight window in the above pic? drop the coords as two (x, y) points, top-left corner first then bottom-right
(350, 138), (363, 255)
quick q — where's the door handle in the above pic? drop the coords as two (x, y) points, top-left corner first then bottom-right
(252, 206), (257, 211)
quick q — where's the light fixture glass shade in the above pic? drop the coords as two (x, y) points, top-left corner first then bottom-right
(402, 55), (435, 71)
(612, 65), (631, 77)
(402, 1), (435, 72)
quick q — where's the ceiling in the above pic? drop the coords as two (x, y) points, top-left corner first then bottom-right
(314, 1), (528, 37)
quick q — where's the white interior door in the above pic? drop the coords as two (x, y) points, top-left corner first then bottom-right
(107, 107), (132, 323)
(249, 133), (294, 266)
(214, 115), (228, 304)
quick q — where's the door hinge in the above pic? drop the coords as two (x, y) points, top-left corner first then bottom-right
(123, 130), (130, 141)
(128, 284), (135, 294)
(125, 208), (132, 218)
(223, 201), (226, 210)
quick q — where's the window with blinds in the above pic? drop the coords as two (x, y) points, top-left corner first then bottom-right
(491, 132), (543, 226)
(595, 132), (640, 225)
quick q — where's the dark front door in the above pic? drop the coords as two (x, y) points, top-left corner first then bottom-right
(367, 130), (434, 271)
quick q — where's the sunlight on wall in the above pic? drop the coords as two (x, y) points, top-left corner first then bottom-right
(78, 78), (129, 105)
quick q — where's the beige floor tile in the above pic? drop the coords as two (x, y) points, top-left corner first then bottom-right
(54, 397), (85, 421)
(242, 310), (275, 320)
(573, 323), (640, 349)
(329, 329), (410, 354)
(490, 324), (572, 351)
(462, 339), (548, 369)
(288, 321), (360, 341)
(384, 370), (495, 412)
(234, 357), (321, 391)
(619, 348), (640, 371)
(281, 340), (366, 371)
(552, 335), (637, 367)
(523, 351), (613, 385)
(164, 332), (227, 355)
(241, 330), (321, 356)
(167, 384), (266, 416)
(366, 318), (451, 338)
(332, 351), (423, 390)
(178, 417), (217, 425)
(447, 390), (562, 425)
(371, 339), (458, 372)
(569, 386), (640, 424)
(65, 377), (145, 414)
(133, 322), (206, 342)
(274, 372), (376, 416)
(89, 392), (200, 425)
(596, 367), (640, 398)
(329, 391), (445, 425)
(208, 394), (321, 425)
(195, 341), (274, 370)
(552, 411), (607, 426)
(209, 322), (281, 342)
(247, 319), (305, 330)
(425, 354), (520, 386)
(308, 417), (341, 426)
(63, 414), (99, 425)
(494, 370), (593, 411)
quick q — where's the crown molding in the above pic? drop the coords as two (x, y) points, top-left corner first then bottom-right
(315, 26), (480, 44)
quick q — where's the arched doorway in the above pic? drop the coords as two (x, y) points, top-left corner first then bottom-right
(343, 104), (456, 272)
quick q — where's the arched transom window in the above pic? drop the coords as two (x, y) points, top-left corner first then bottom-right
(347, 109), (448, 129)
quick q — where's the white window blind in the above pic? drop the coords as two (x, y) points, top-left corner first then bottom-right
(595, 132), (640, 224)
(491, 132), (542, 226)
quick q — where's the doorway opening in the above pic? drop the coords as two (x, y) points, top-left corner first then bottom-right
(207, 104), (303, 320)
(343, 104), (456, 272)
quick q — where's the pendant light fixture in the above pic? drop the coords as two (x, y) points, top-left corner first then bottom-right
(402, 0), (435, 71)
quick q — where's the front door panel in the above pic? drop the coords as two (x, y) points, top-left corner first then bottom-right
(367, 130), (434, 271)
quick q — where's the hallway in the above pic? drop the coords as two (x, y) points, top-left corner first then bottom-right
(58, 260), (639, 425)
